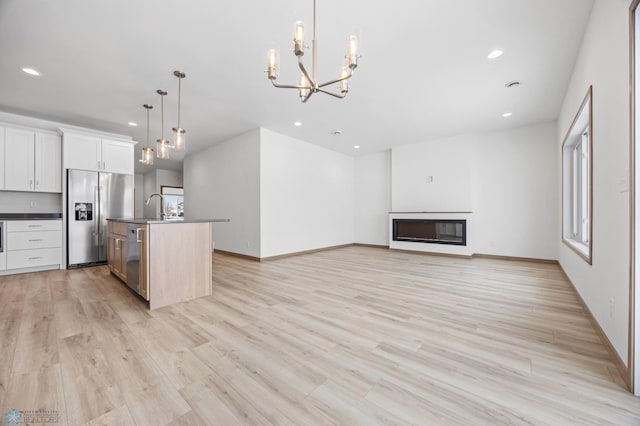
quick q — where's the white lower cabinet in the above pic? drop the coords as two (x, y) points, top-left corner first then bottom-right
(5, 220), (62, 271)
(7, 248), (61, 269)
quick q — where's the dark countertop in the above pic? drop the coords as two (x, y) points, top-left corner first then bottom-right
(107, 217), (230, 224)
(0, 213), (63, 220)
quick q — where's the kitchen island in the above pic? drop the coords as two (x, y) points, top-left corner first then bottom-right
(107, 218), (229, 309)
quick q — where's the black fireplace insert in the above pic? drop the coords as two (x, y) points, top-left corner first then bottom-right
(392, 219), (466, 246)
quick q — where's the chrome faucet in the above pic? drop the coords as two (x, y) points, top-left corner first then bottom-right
(145, 193), (166, 220)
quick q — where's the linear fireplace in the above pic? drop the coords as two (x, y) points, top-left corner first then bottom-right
(392, 219), (466, 246)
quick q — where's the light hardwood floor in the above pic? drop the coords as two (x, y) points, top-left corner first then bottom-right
(1, 246), (639, 425)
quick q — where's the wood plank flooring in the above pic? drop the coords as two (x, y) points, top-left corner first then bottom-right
(1, 246), (639, 425)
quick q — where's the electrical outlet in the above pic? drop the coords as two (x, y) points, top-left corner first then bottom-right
(246, 241), (251, 248)
(30, 200), (37, 208)
(426, 176), (434, 183)
(609, 298), (615, 319)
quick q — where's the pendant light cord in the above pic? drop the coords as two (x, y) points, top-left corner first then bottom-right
(146, 108), (150, 148)
(177, 78), (181, 128)
(161, 93), (165, 139)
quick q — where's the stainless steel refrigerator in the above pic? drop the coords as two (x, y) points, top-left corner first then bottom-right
(67, 169), (133, 268)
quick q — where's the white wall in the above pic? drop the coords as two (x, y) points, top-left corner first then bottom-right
(354, 150), (391, 246)
(387, 122), (558, 260)
(260, 129), (355, 258)
(134, 173), (143, 217)
(557, 0), (630, 364)
(472, 122), (558, 259)
(184, 129), (261, 257)
(392, 134), (473, 212)
(142, 170), (157, 218)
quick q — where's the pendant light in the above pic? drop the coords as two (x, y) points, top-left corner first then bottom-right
(139, 104), (154, 165)
(156, 89), (170, 160)
(171, 70), (186, 150)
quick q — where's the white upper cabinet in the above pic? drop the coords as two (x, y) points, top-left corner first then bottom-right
(102, 139), (134, 174)
(63, 133), (101, 171)
(63, 132), (133, 175)
(0, 127), (5, 190)
(35, 133), (62, 192)
(4, 128), (61, 193)
(5, 128), (36, 191)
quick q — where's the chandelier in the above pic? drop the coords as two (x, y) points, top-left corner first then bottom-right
(266, 0), (360, 102)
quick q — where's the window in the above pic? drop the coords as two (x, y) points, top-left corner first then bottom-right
(161, 185), (184, 219)
(562, 86), (592, 264)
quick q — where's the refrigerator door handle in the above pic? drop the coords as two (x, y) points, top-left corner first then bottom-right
(94, 185), (101, 248)
(99, 185), (106, 247)
(93, 186), (99, 237)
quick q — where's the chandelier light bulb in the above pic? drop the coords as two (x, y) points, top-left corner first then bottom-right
(299, 74), (310, 100)
(340, 66), (350, 94)
(267, 49), (279, 79)
(348, 35), (359, 69)
(294, 21), (305, 56)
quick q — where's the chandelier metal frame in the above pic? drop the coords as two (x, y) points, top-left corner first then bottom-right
(266, 0), (360, 102)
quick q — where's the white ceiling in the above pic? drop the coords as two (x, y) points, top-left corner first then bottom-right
(0, 0), (594, 174)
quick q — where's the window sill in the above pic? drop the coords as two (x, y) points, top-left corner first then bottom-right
(562, 237), (592, 265)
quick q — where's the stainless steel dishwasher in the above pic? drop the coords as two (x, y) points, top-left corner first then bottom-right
(125, 223), (142, 295)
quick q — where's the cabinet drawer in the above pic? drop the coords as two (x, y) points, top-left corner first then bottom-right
(7, 220), (62, 232)
(109, 221), (128, 236)
(7, 248), (61, 269)
(8, 230), (61, 250)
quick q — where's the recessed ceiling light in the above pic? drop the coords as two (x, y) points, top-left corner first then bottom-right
(21, 67), (41, 76)
(505, 80), (521, 89)
(354, 145), (360, 149)
(128, 122), (138, 127)
(502, 112), (513, 118)
(332, 130), (342, 136)
(487, 49), (503, 59)
(293, 121), (302, 126)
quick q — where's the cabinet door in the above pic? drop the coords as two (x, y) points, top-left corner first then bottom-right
(108, 233), (125, 278)
(108, 233), (118, 272)
(101, 139), (134, 174)
(5, 128), (35, 191)
(35, 133), (62, 193)
(63, 133), (100, 171)
(0, 127), (5, 190)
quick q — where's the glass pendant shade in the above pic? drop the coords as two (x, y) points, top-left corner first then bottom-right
(172, 127), (186, 150)
(157, 139), (170, 159)
(140, 146), (154, 165)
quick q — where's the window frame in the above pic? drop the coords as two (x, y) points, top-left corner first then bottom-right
(562, 85), (593, 264)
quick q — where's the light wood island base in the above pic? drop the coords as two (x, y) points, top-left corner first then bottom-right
(108, 219), (212, 309)
(147, 222), (212, 309)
